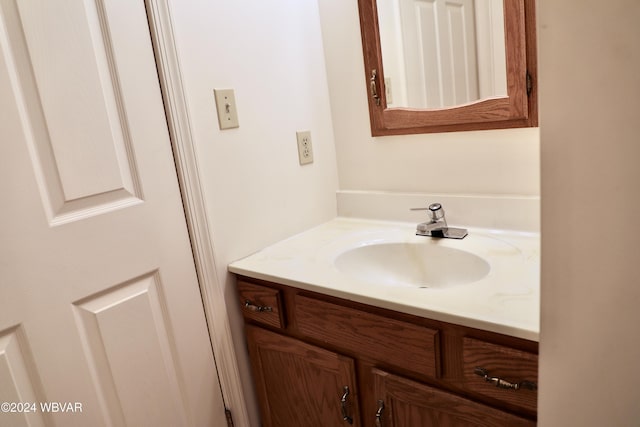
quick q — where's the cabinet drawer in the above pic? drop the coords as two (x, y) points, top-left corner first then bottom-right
(463, 337), (538, 412)
(238, 281), (285, 329)
(294, 295), (440, 378)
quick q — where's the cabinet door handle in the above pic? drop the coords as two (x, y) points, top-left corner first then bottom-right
(474, 367), (537, 391)
(374, 400), (385, 427)
(244, 300), (272, 312)
(340, 386), (353, 424)
(370, 69), (381, 106)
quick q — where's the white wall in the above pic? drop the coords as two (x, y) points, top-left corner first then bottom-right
(167, 0), (640, 425)
(538, 1), (640, 425)
(168, 1), (339, 425)
(317, 0), (539, 197)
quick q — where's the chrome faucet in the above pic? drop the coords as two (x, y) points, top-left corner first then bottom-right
(410, 203), (468, 239)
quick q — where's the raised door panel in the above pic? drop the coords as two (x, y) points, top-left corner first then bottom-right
(0, 0), (147, 225)
(246, 325), (360, 427)
(0, 326), (49, 427)
(399, 0), (479, 108)
(373, 368), (535, 427)
(72, 272), (188, 426)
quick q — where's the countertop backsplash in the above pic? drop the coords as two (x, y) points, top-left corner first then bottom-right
(336, 190), (540, 233)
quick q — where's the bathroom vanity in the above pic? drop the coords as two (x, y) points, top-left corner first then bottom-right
(229, 218), (539, 426)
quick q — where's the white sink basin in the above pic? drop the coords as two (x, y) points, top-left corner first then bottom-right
(334, 242), (490, 288)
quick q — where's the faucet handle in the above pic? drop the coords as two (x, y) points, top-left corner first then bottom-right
(428, 203), (444, 221)
(410, 203), (445, 221)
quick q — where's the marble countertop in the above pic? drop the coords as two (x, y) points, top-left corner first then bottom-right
(228, 217), (540, 341)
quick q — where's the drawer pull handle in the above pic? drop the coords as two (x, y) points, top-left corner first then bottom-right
(474, 367), (537, 391)
(374, 400), (385, 427)
(340, 386), (353, 424)
(244, 300), (273, 312)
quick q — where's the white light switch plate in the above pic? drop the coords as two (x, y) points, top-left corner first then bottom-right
(214, 89), (239, 130)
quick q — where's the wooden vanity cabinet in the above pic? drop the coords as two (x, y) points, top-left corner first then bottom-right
(246, 326), (360, 427)
(237, 276), (538, 426)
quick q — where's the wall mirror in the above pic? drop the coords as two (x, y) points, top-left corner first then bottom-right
(357, 0), (537, 136)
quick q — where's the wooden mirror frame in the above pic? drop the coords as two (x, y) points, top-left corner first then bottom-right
(358, 0), (537, 136)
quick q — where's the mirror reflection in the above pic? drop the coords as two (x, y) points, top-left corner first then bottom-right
(377, 0), (507, 109)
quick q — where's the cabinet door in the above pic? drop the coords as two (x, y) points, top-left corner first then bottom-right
(373, 369), (535, 427)
(246, 325), (360, 427)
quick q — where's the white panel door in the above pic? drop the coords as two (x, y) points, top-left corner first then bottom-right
(399, 0), (479, 108)
(0, 0), (226, 426)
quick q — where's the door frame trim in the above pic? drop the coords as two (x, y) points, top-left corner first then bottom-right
(145, 1), (250, 425)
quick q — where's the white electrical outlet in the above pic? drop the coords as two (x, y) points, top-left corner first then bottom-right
(296, 131), (313, 165)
